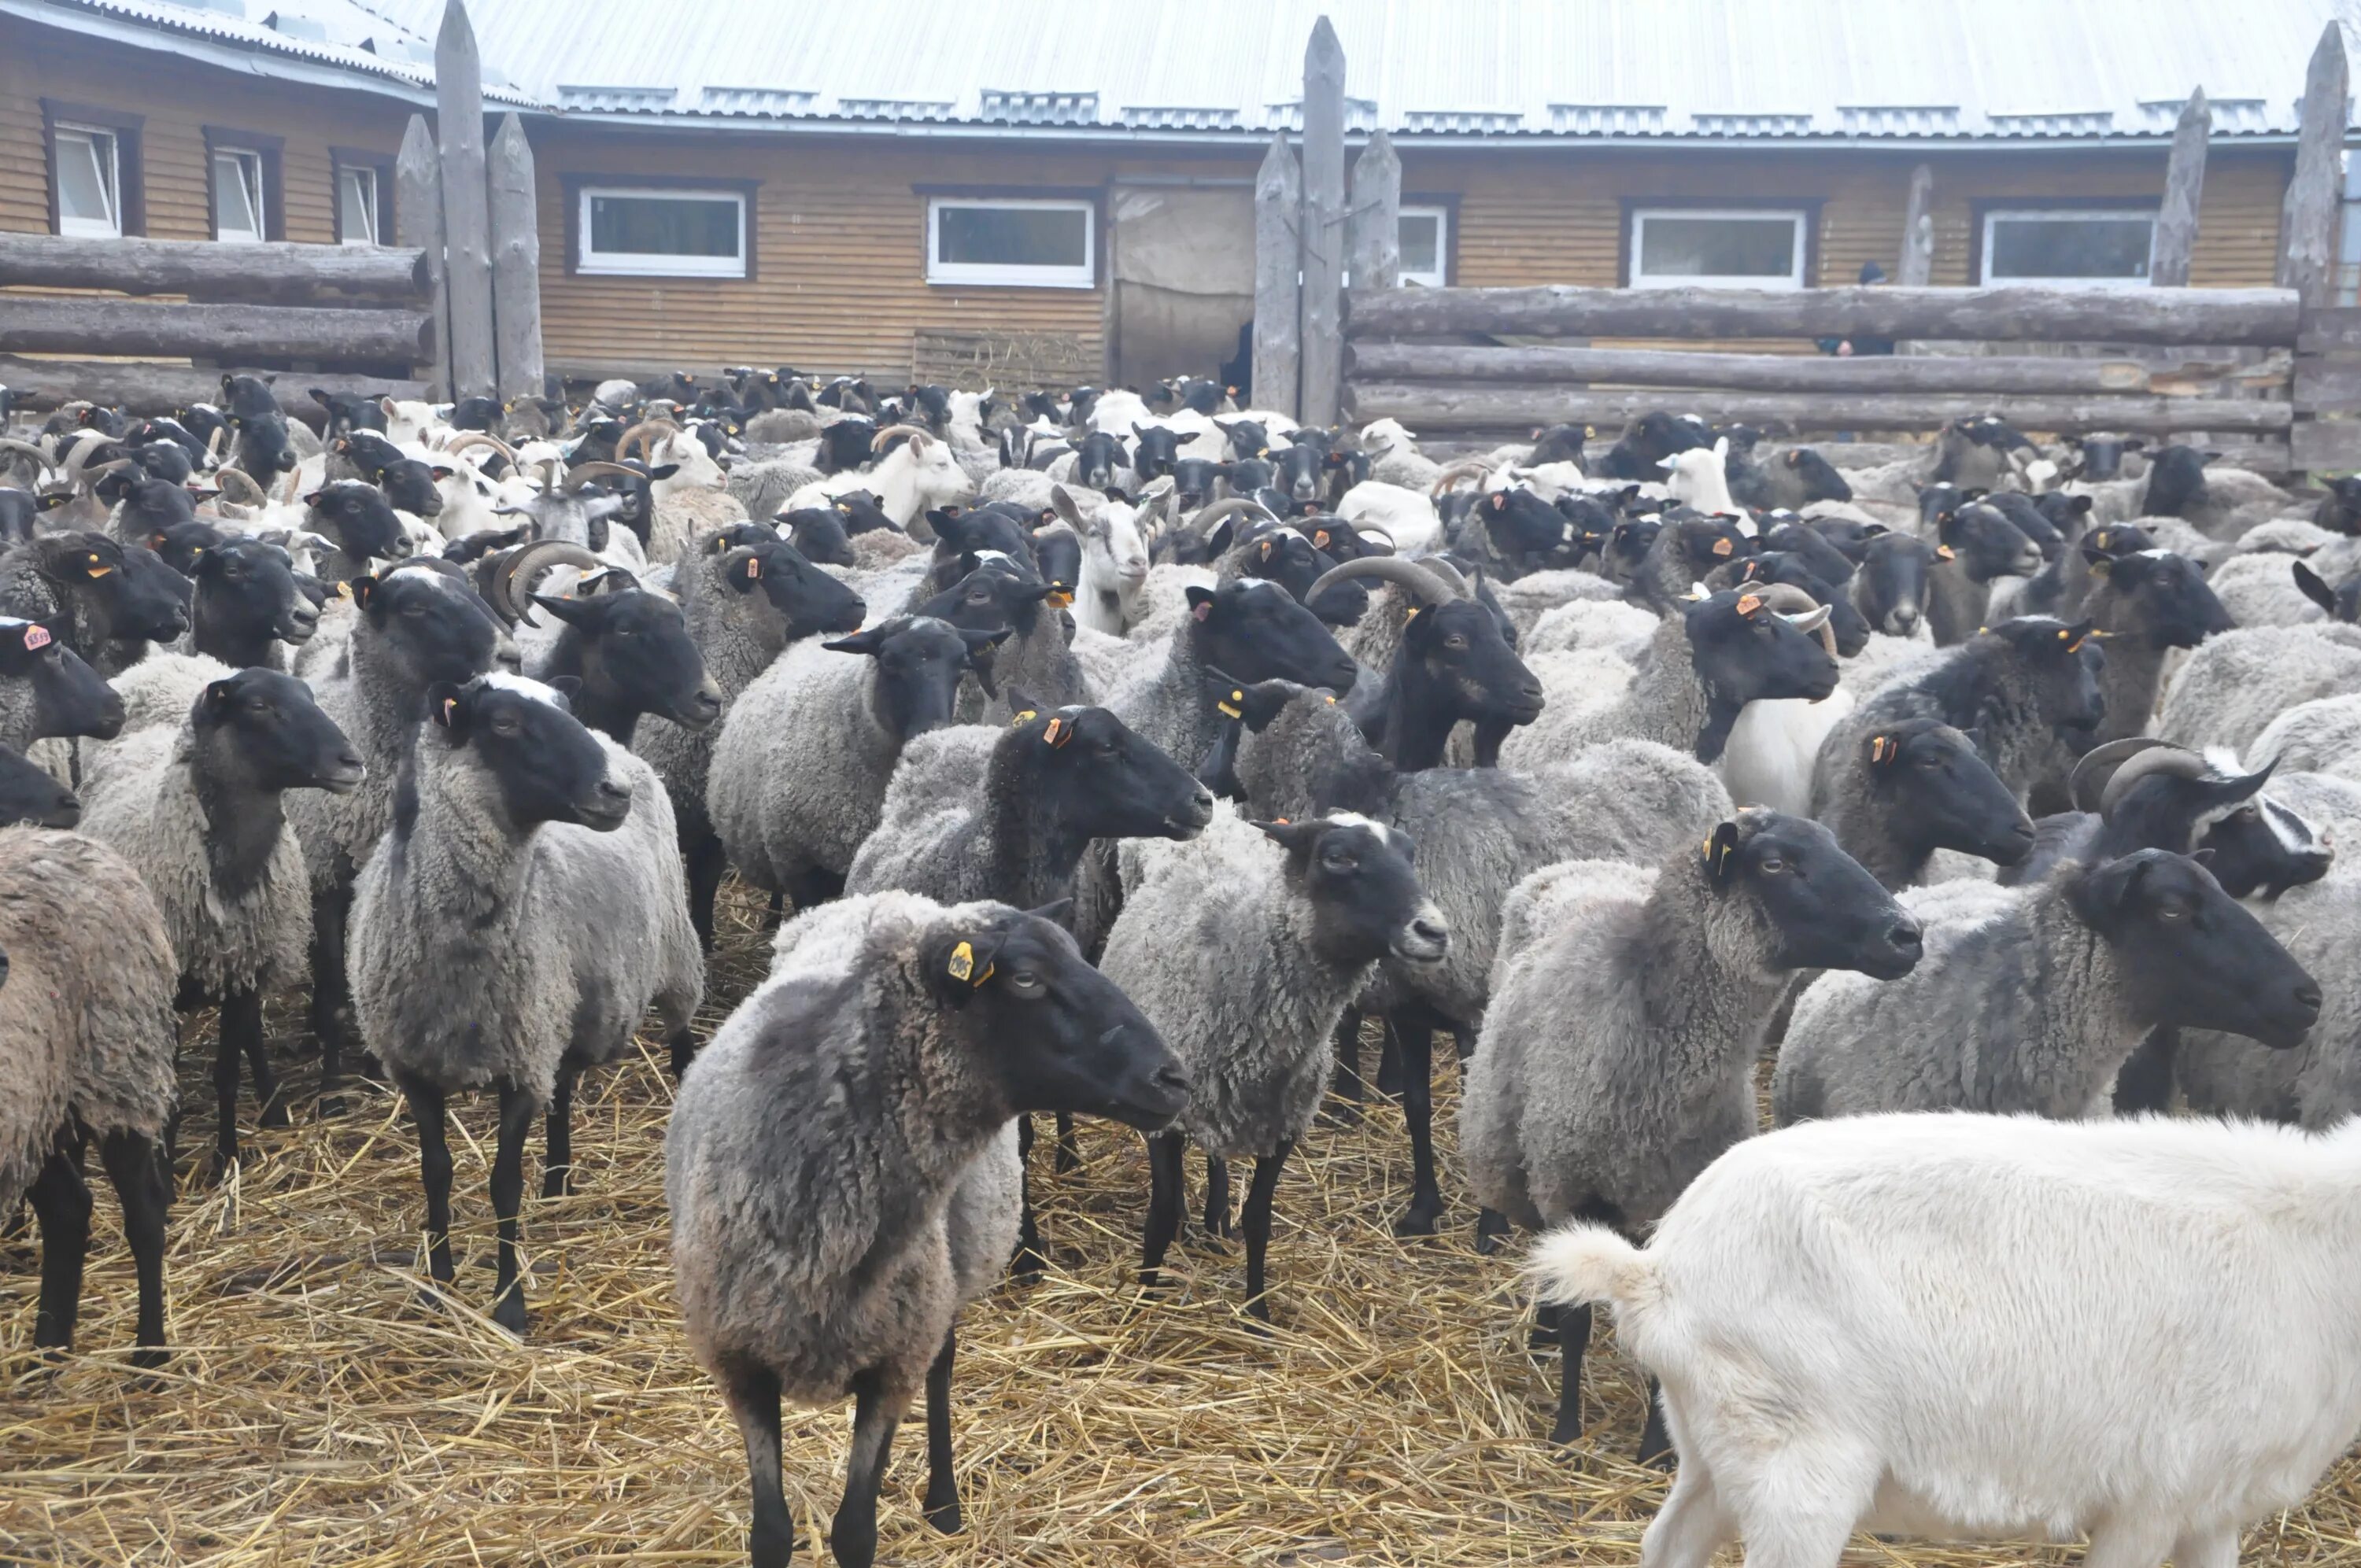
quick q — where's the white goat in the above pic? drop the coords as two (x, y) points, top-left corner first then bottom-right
(1660, 438), (1739, 515)
(782, 426), (974, 534)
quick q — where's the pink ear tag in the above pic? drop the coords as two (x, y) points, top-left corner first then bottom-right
(20, 625), (49, 651)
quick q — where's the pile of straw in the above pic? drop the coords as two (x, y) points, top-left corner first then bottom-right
(4, 876), (2357, 1564)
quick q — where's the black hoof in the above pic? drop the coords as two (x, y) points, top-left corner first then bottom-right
(541, 1171), (574, 1201)
(259, 1100), (291, 1131)
(1393, 1200), (1442, 1238)
(1548, 1415), (1583, 1446)
(490, 1287), (528, 1338)
(1475, 1229), (1504, 1256)
(923, 1494), (963, 1535)
(129, 1344), (168, 1371)
(315, 1091), (348, 1120)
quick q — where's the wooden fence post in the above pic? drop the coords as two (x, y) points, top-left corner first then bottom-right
(1897, 164), (1934, 286)
(1252, 132), (1302, 418)
(2152, 88), (2211, 288)
(1298, 16), (1347, 427)
(487, 113), (544, 403)
(2278, 20), (2348, 309)
(1347, 127), (1401, 295)
(395, 114), (449, 400)
(435, 0), (496, 400)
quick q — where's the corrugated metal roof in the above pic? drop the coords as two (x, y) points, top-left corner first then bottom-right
(18, 0), (2361, 143)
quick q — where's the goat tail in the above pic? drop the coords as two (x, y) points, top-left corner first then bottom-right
(1525, 1223), (1659, 1317)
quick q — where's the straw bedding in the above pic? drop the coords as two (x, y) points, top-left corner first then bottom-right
(2, 876), (2358, 1566)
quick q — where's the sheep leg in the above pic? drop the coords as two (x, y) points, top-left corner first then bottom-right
(921, 1326), (962, 1533)
(1012, 1116), (1046, 1282)
(829, 1367), (900, 1568)
(1053, 1110), (1080, 1173)
(27, 1146), (91, 1356)
(209, 1002), (246, 1178)
(2078, 1516), (2181, 1568)
(1373, 1025), (1403, 1097)
(238, 991), (288, 1129)
(722, 1360), (794, 1568)
(1140, 1131), (1184, 1288)
(1326, 1007), (1365, 1126)
(685, 831), (727, 952)
(1200, 1156), (1232, 1242)
(1635, 1378), (1674, 1467)
(98, 1129), (170, 1369)
(542, 1062), (580, 1200)
(2168, 1528), (2238, 1568)
(398, 1075), (456, 1287)
(667, 1025), (697, 1083)
(489, 1082), (534, 1337)
(1550, 1301), (1592, 1444)
(1391, 1013), (1443, 1237)
(1639, 1445), (1735, 1568)
(1240, 1140), (1291, 1324)
(1476, 1207), (1512, 1256)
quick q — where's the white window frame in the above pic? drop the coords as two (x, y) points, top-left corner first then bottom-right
(212, 147), (268, 245)
(577, 184), (748, 279)
(1628, 206), (1809, 290)
(926, 197), (1096, 289)
(1398, 204), (1449, 287)
(1979, 206), (2157, 290)
(54, 123), (122, 238)
(338, 165), (380, 247)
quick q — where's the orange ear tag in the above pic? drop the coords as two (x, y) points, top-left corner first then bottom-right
(1735, 593), (1764, 616)
(1712, 538), (1733, 556)
(20, 625), (49, 651)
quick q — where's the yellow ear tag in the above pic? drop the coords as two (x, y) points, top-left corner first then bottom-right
(1405, 605), (1420, 621)
(1712, 537), (1733, 556)
(336, 581), (353, 601)
(1936, 544), (1956, 561)
(745, 556), (762, 579)
(1217, 686), (1243, 718)
(2067, 634), (2088, 654)
(947, 941), (975, 983)
(2058, 628), (2072, 640)
(1011, 708), (1038, 726)
(1735, 592), (1764, 617)
(1870, 735), (1887, 763)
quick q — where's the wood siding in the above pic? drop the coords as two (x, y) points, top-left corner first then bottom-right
(0, 19), (412, 249)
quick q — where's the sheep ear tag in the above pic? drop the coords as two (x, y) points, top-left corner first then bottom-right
(1735, 592), (1764, 618)
(84, 554), (113, 578)
(1869, 734), (1896, 766)
(1042, 716), (1070, 747)
(1936, 544), (1957, 561)
(1313, 529), (1331, 548)
(19, 625), (48, 651)
(1703, 822), (1741, 890)
(1011, 708), (1038, 727)
(1712, 537), (1733, 556)
(439, 695), (459, 725)
(947, 941), (992, 987)
(1217, 688), (1244, 719)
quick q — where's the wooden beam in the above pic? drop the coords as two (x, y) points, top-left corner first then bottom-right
(1344, 382), (2293, 436)
(0, 297), (431, 362)
(1345, 283), (2303, 346)
(2293, 355), (2361, 413)
(2299, 307), (2361, 354)
(1346, 127), (1401, 295)
(436, 0), (496, 400)
(2278, 21), (2349, 309)
(2293, 419), (2361, 469)
(0, 234), (427, 305)
(1344, 341), (2205, 395)
(1897, 164), (1934, 288)
(2150, 88), (2211, 289)
(1251, 131), (1302, 418)
(0, 355), (426, 416)
(395, 113), (450, 402)
(1297, 15), (1347, 427)
(487, 113), (544, 404)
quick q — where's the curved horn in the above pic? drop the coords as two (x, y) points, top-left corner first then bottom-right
(1305, 554), (1458, 607)
(562, 460), (641, 494)
(1413, 554), (1472, 600)
(444, 430), (521, 466)
(210, 467), (267, 507)
(1184, 496), (1277, 538)
(2097, 743), (2215, 820)
(616, 419), (682, 465)
(0, 437), (52, 467)
(1350, 526), (1396, 555)
(1428, 459), (1492, 497)
(870, 423), (933, 452)
(490, 539), (604, 625)
(2067, 736), (2174, 814)
(1743, 581), (1836, 655)
(578, 566), (641, 596)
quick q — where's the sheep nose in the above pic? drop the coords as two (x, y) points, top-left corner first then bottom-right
(2294, 982), (2325, 1016)
(1887, 917), (1924, 952)
(1410, 917), (1449, 948)
(597, 780), (631, 807)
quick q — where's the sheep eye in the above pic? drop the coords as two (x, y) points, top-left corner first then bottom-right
(1443, 633), (1469, 651)
(2157, 903), (2189, 924)
(490, 714), (521, 736)
(1007, 970), (1044, 998)
(2235, 806), (2259, 822)
(1758, 855), (1787, 874)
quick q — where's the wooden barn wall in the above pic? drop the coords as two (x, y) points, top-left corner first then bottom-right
(0, 18), (413, 245)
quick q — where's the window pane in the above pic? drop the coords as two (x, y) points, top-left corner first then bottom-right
(589, 194), (739, 257)
(57, 130), (116, 231)
(215, 151), (260, 239)
(1990, 216), (2152, 280)
(1398, 213), (1440, 275)
(341, 169), (377, 245)
(937, 205), (1087, 268)
(1639, 216), (1796, 278)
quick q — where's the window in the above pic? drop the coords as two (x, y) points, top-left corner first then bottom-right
(1398, 205), (1449, 287)
(1630, 207), (1809, 289)
(926, 197), (1094, 288)
(1980, 208), (2156, 287)
(54, 124), (122, 238)
(577, 185), (747, 278)
(339, 166), (380, 245)
(213, 148), (268, 244)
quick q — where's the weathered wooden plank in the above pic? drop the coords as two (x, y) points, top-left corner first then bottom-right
(1345, 382), (2293, 436)
(0, 297), (432, 362)
(0, 355), (427, 416)
(2297, 307), (2361, 354)
(1897, 164), (1934, 288)
(0, 235), (427, 305)
(1345, 284), (2303, 346)
(487, 113), (544, 403)
(1345, 128), (1401, 297)
(2292, 419), (2361, 469)
(394, 114), (449, 402)
(2150, 88), (2211, 289)
(1251, 132), (1302, 418)
(2279, 22), (2349, 309)
(2294, 356), (2361, 414)
(436, 0), (496, 400)
(1297, 17), (1347, 428)
(1347, 341), (2167, 394)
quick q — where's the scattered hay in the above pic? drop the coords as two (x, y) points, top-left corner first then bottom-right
(2, 876), (2356, 1564)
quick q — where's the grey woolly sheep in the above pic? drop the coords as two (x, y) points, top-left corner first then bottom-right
(708, 616), (1007, 910)
(667, 890), (1187, 1568)
(1458, 809), (1922, 1448)
(726, 456), (825, 522)
(1815, 717), (2034, 889)
(351, 673), (702, 1334)
(0, 827), (179, 1364)
(2175, 871), (2361, 1129)
(1775, 850), (2319, 1127)
(77, 668), (363, 1172)
(912, 557), (1088, 717)
(0, 614), (125, 750)
(2249, 693), (2361, 780)
(2156, 622), (2361, 754)
(2204, 550), (2326, 629)
(1106, 806), (1447, 1319)
(2076, 543), (2234, 742)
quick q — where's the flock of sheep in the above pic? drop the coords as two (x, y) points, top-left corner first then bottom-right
(1, 365), (2358, 1568)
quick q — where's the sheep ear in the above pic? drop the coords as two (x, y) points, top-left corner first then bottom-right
(349, 574), (381, 608)
(1024, 898), (1074, 925)
(1004, 684), (1044, 723)
(1185, 585), (1217, 622)
(822, 625), (891, 656)
(1252, 817), (1320, 853)
(1701, 821), (1742, 890)
(427, 681), (470, 741)
(2293, 561), (2338, 614)
(530, 592), (597, 627)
